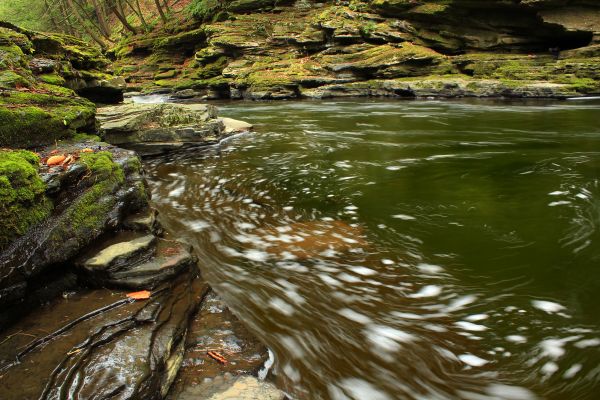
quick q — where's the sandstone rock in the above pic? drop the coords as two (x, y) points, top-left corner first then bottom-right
(173, 375), (285, 400)
(219, 117), (254, 134)
(81, 234), (156, 271)
(97, 103), (227, 156)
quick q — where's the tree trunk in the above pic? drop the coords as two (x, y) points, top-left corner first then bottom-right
(90, 0), (112, 38)
(108, 0), (138, 34)
(65, 0), (107, 49)
(155, 0), (167, 24)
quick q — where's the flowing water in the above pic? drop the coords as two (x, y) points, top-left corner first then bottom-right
(144, 99), (600, 400)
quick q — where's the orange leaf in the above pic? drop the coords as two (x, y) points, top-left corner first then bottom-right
(81, 148), (94, 153)
(47, 155), (66, 166)
(126, 290), (151, 300)
(207, 351), (228, 364)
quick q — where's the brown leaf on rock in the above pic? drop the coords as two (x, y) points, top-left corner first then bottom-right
(126, 290), (151, 300)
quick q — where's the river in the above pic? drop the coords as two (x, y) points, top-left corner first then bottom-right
(144, 99), (600, 400)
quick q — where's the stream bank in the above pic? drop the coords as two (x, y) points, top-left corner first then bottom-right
(0, 28), (281, 396)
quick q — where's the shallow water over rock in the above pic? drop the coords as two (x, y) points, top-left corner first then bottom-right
(145, 99), (600, 399)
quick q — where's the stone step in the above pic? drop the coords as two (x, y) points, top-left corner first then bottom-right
(80, 233), (156, 273)
(107, 239), (195, 289)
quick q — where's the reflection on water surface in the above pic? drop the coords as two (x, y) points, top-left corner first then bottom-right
(145, 99), (600, 399)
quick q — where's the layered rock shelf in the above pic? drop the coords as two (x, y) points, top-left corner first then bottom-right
(0, 125), (278, 399)
(110, 0), (600, 99)
(96, 103), (252, 156)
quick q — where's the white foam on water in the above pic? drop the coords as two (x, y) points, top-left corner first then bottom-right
(410, 285), (442, 298)
(563, 364), (582, 379)
(532, 300), (566, 314)
(574, 338), (600, 348)
(458, 354), (489, 367)
(455, 321), (488, 332)
(349, 266), (378, 276)
(338, 308), (373, 324)
(465, 314), (489, 322)
(392, 214), (416, 220)
(243, 249), (270, 262)
(447, 295), (477, 311)
(485, 384), (538, 400)
(548, 201), (571, 207)
(506, 335), (527, 344)
(185, 220), (210, 232)
(269, 297), (295, 316)
(416, 263), (444, 274)
(365, 324), (416, 354)
(168, 186), (185, 197)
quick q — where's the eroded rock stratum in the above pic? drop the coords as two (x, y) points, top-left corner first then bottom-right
(112, 0), (600, 99)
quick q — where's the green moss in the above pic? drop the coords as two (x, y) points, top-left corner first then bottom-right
(0, 69), (31, 88)
(38, 73), (66, 86)
(154, 69), (178, 79)
(65, 152), (125, 231)
(0, 149), (52, 249)
(194, 56), (228, 79)
(72, 132), (101, 142)
(0, 91), (96, 147)
(79, 151), (125, 182)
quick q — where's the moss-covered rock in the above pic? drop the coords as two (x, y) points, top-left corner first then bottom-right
(0, 143), (147, 314)
(0, 150), (51, 249)
(107, 0), (599, 98)
(0, 90), (96, 148)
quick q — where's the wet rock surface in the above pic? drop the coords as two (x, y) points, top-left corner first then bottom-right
(0, 272), (202, 400)
(97, 103), (244, 156)
(0, 142), (147, 326)
(77, 232), (196, 290)
(168, 290), (271, 399)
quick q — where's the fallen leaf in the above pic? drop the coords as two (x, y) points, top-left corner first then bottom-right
(207, 351), (228, 364)
(49, 149), (59, 155)
(47, 155), (66, 166)
(63, 155), (74, 165)
(126, 290), (151, 300)
(81, 148), (94, 153)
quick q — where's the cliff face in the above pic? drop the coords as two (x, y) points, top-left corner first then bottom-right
(0, 22), (125, 148)
(113, 0), (600, 99)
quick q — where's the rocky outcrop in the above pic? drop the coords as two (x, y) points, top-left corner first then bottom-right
(0, 23), (125, 148)
(97, 103), (252, 156)
(0, 142), (147, 326)
(112, 0), (600, 99)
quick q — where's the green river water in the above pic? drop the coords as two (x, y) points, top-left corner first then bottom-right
(145, 99), (600, 400)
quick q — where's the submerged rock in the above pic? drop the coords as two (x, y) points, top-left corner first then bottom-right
(97, 103), (229, 156)
(168, 290), (278, 400)
(257, 220), (369, 260)
(0, 272), (202, 400)
(174, 375), (285, 400)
